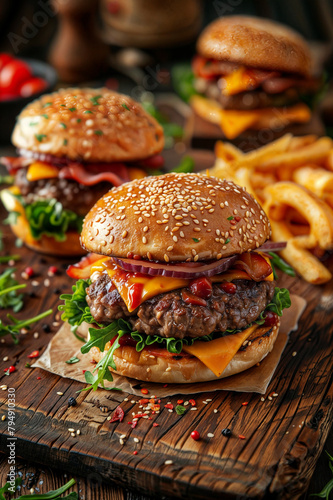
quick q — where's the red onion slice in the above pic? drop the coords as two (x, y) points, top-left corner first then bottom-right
(111, 255), (238, 279)
(256, 241), (287, 252)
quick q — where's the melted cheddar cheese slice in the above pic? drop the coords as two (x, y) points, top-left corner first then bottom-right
(182, 324), (259, 377)
(26, 162), (59, 182)
(90, 256), (273, 311)
(221, 67), (256, 96)
(190, 95), (311, 139)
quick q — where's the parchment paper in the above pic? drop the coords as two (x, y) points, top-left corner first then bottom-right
(33, 294), (306, 396)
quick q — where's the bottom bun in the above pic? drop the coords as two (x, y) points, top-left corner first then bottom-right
(90, 319), (280, 384)
(10, 215), (85, 257)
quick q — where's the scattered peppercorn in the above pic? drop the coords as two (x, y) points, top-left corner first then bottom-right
(222, 428), (232, 437)
(190, 430), (200, 441)
(68, 397), (77, 407)
(42, 323), (51, 333)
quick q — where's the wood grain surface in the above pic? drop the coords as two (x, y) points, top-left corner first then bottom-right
(0, 162), (333, 499)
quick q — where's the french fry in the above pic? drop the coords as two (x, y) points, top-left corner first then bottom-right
(264, 182), (333, 284)
(211, 133), (333, 283)
(257, 137), (333, 171)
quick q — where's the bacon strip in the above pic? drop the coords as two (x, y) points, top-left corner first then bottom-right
(0, 156), (31, 174)
(59, 163), (128, 186)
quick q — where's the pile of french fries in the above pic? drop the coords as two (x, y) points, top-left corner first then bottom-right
(208, 134), (333, 284)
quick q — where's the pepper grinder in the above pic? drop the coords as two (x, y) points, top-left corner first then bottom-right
(49, 0), (109, 83)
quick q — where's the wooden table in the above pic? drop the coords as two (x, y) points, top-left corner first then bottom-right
(0, 152), (333, 499)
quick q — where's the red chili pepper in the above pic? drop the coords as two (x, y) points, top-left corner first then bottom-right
(133, 450), (138, 455)
(37, 377), (41, 380)
(191, 430), (200, 441)
(189, 277), (213, 299)
(165, 403), (174, 410)
(153, 423), (159, 427)
(139, 398), (149, 404)
(27, 350), (39, 359)
(109, 405), (125, 423)
(133, 413), (145, 419)
(163, 385), (168, 388)
(177, 399), (184, 405)
(242, 402), (248, 406)
(82, 370), (86, 374)
(234, 216), (241, 222)
(131, 421), (138, 429)
(141, 388), (149, 395)
(181, 289), (207, 306)
(48, 265), (58, 275)
(4, 366), (16, 374)
(189, 399), (196, 407)
(24, 267), (34, 278)
(220, 282), (237, 294)
(238, 435), (246, 440)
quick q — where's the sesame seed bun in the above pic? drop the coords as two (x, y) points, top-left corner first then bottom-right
(89, 320), (280, 383)
(12, 88), (164, 163)
(81, 173), (271, 262)
(197, 16), (311, 78)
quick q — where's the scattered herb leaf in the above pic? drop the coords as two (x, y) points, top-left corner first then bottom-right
(60, 122), (67, 129)
(68, 107), (76, 112)
(122, 103), (130, 111)
(175, 405), (186, 415)
(12, 478), (76, 499)
(90, 95), (102, 106)
(0, 268), (26, 312)
(0, 309), (52, 343)
(35, 134), (47, 142)
(76, 118), (81, 123)
(66, 356), (80, 364)
(63, 139), (68, 146)
(192, 238), (199, 242)
(83, 110), (93, 114)
(227, 216), (234, 221)
(41, 114), (49, 119)
(42, 102), (52, 108)
(94, 130), (103, 136)
(225, 238), (231, 244)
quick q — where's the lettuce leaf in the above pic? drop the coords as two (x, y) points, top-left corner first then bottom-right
(59, 279), (94, 326)
(171, 63), (198, 103)
(25, 198), (83, 241)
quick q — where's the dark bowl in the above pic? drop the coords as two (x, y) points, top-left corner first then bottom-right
(0, 58), (57, 144)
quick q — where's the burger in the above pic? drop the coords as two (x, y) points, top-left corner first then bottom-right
(190, 16), (322, 142)
(1, 88), (164, 256)
(60, 173), (290, 386)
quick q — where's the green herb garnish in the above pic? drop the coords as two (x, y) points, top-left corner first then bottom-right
(83, 110), (93, 114)
(192, 238), (199, 243)
(68, 107), (76, 112)
(41, 114), (49, 119)
(225, 238), (231, 244)
(8, 478), (77, 499)
(0, 268), (26, 312)
(66, 356), (80, 364)
(63, 139), (68, 146)
(311, 451), (333, 500)
(60, 122), (67, 129)
(268, 252), (295, 278)
(42, 102), (52, 108)
(35, 134), (47, 142)
(94, 130), (103, 136)
(29, 122), (39, 127)
(122, 103), (130, 111)
(227, 216), (234, 221)
(90, 95), (102, 106)
(0, 309), (52, 343)
(76, 118), (81, 123)
(175, 405), (186, 415)
(0, 255), (20, 263)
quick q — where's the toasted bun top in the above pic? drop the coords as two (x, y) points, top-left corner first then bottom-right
(197, 16), (311, 77)
(12, 88), (164, 162)
(81, 173), (271, 262)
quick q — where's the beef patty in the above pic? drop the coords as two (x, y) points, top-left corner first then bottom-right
(15, 169), (110, 216)
(86, 273), (276, 339)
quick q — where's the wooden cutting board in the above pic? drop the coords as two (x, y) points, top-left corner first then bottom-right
(0, 159), (333, 499)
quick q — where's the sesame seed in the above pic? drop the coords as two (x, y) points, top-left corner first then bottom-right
(57, 392), (63, 396)
(164, 460), (173, 465)
(122, 230), (128, 238)
(207, 433), (214, 438)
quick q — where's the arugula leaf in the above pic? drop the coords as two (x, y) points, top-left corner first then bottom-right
(13, 478), (76, 499)
(172, 156), (194, 174)
(0, 309), (52, 343)
(59, 279), (94, 326)
(81, 322), (120, 353)
(268, 252), (295, 277)
(0, 477), (22, 499)
(266, 287), (291, 316)
(171, 63), (198, 103)
(0, 268), (26, 312)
